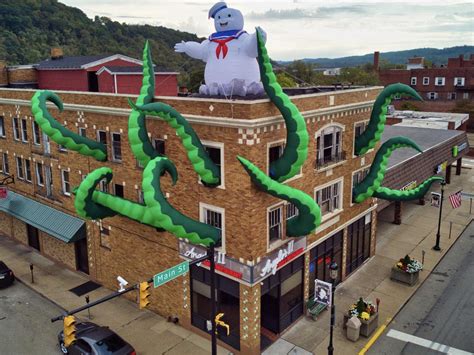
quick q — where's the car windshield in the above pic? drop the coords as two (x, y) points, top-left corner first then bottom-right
(93, 333), (127, 354)
(0, 262), (8, 271)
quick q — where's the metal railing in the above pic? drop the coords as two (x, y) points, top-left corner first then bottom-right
(315, 151), (346, 170)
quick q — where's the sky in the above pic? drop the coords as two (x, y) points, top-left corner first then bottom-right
(61, 0), (474, 60)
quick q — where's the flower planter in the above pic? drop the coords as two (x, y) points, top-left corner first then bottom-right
(390, 266), (419, 286)
(343, 312), (378, 337)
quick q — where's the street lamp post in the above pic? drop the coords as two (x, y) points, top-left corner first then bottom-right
(433, 180), (446, 251)
(328, 260), (338, 355)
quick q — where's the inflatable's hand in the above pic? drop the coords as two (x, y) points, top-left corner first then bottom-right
(174, 41), (187, 53)
(256, 26), (267, 43)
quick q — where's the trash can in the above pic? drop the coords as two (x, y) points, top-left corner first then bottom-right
(346, 316), (361, 342)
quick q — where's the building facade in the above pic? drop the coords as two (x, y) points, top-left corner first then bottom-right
(0, 86), (393, 353)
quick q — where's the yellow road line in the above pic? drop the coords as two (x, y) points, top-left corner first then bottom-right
(358, 317), (392, 355)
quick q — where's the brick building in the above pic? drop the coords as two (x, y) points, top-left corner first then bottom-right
(0, 86), (468, 353)
(378, 54), (474, 105)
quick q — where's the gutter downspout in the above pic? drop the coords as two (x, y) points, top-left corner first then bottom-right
(113, 74), (118, 94)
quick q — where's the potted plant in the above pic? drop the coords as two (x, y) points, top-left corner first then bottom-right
(343, 298), (379, 337)
(390, 254), (422, 286)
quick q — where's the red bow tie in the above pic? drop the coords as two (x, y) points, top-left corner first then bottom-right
(211, 37), (234, 59)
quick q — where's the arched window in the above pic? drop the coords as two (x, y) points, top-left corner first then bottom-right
(315, 126), (344, 168)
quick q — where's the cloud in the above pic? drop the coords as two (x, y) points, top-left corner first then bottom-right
(247, 6), (366, 21)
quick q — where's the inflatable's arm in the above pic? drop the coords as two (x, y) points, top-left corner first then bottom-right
(244, 27), (266, 58)
(174, 40), (210, 62)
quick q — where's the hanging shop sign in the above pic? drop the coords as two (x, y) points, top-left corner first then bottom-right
(314, 279), (332, 306)
(431, 192), (441, 208)
(401, 180), (417, 191)
(0, 186), (7, 199)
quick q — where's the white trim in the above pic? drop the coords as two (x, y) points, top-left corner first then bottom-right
(81, 54), (143, 69)
(350, 167), (370, 207)
(24, 159), (32, 182)
(96, 66), (179, 75)
(16, 156), (24, 180)
(314, 122), (346, 137)
(266, 139), (303, 183)
(314, 177), (344, 223)
(35, 162), (44, 187)
(199, 202), (225, 253)
(266, 201), (286, 252)
(113, 74), (118, 94)
(32, 120), (41, 145)
(200, 140), (225, 189)
(61, 169), (71, 196)
(352, 120), (369, 157)
(422, 77), (430, 86)
(110, 132), (122, 162)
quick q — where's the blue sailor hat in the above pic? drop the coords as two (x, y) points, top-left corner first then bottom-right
(208, 2), (227, 19)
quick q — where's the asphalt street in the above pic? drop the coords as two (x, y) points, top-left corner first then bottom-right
(369, 220), (474, 355)
(0, 280), (64, 355)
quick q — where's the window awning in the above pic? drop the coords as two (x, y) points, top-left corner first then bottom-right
(0, 191), (86, 243)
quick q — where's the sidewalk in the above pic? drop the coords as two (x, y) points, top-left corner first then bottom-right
(264, 163), (474, 355)
(0, 236), (230, 355)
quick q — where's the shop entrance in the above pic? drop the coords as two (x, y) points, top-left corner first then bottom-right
(27, 224), (40, 251)
(260, 257), (304, 347)
(75, 238), (89, 274)
(346, 214), (372, 275)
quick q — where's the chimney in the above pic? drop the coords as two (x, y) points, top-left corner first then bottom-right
(50, 47), (64, 60)
(0, 61), (8, 86)
(373, 51), (380, 71)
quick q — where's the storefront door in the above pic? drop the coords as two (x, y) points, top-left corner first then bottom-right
(260, 256), (304, 335)
(75, 238), (89, 274)
(346, 215), (372, 275)
(27, 224), (40, 251)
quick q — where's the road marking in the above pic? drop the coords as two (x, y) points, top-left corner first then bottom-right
(358, 317), (392, 355)
(386, 329), (473, 354)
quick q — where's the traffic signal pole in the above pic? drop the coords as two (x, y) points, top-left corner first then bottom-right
(208, 244), (217, 355)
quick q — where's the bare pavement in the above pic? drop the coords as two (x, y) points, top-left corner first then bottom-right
(0, 160), (473, 355)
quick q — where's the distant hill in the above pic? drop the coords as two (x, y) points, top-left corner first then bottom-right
(280, 46), (474, 68)
(0, 0), (203, 78)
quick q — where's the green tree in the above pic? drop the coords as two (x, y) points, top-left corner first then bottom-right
(276, 72), (297, 87)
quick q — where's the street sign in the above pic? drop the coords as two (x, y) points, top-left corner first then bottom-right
(153, 261), (189, 288)
(314, 279), (332, 306)
(431, 192), (441, 208)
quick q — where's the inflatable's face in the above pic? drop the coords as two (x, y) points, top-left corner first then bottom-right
(214, 8), (244, 32)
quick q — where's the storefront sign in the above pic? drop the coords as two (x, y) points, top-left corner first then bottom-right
(458, 143), (467, 152)
(401, 181), (417, 191)
(0, 186), (7, 199)
(434, 161), (447, 174)
(314, 279), (332, 306)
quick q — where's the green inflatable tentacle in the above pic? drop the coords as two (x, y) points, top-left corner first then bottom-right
(130, 101), (221, 186)
(31, 91), (107, 161)
(142, 156), (220, 246)
(128, 40), (158, 167)
(354, 83), (423, 156)
(373, 176), (444, 201)
(74, 167), (165, 229)
(353, 136), (422, 203)
(237, 156), (321, 236)
(256, 29), (309, 182)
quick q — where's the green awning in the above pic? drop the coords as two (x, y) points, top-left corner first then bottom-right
(0, 191), (86, 243)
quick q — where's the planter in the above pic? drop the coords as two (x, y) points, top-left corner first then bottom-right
(390, 266), (419, 286)
(343, 312), (378, 337)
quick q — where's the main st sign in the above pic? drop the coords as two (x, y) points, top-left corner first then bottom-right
(153, 261), (189, 288)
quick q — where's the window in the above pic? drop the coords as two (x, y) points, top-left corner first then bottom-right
(111, 133), (122, 161)
(269, 144), (284, 166)
(79, 127), (87, 137)
(20, 119), (28, 142)
(61, 170), (71, 195)
(97, 130), (107, 144)
(435, 77), (445, 86)
(99, 222), (111, 249)
(25, 159), (32, 182)
(154, 139), (166, 156)
(16, 157), (24, 180)
(13, 118), (20, 140)
(202, 142), (224, 187)
(315, 180), (342, 216)
(2, 153), (9, 174)
(32, 121), (41, 145)
(99, 179), (109, 193)
(454, 77), (465, 86)
(427, 92), (438, 100)
(463, 93), (469, 99)
(35, 162), (44, 186)
(0, 116), (5, 137)
(422, 77), (429, 85)
(354, 122), (367, 139)
(286, 202), (299, 220)
(58, 144), (67, 152)
(448, 92), (457, 100)
(114, 184), (124, 198)
(352, 168), (369, 202)
(268, 205), (283, 243)
(410, 77), (417, 85)
(200, 203), (224, 249)
(316, 126), (344, 168)
(138, 189), (144, 204)
(346, 214), (372, 275)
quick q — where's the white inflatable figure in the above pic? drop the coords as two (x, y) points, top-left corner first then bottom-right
(174, 2), (267, 96)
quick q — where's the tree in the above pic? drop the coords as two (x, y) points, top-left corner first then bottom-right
(276, 72), (297, 87)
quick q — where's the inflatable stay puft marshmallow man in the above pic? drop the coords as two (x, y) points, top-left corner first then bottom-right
(174, 2), (266, 96)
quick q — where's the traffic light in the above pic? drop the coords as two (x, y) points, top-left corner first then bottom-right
(139, 281), (151, 309)
(63, 315), (77, 347)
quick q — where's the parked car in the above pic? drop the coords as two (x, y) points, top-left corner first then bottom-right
(58, 321), (135, 355)
(0, 261), (14, 288)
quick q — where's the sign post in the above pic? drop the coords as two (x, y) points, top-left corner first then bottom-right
(153, 261), (189, 288)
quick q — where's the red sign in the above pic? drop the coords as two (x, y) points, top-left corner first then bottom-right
(202, 260), (243, 280)
(277, 248), (304, 269)
(0, 187), (7, 199)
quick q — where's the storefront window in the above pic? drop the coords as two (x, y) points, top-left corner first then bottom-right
(308, 231), (343, 297)
(346, 215), (372, 275)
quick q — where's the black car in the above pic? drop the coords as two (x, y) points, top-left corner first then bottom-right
(58, 321), (135, 355)
(0, 261), (14, 288)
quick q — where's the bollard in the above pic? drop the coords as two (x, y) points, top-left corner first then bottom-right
(85, 295), (92, 319)
(29, 264), (34, 284)
(422, 250), (425, 266)
(449, 221), (452, 239)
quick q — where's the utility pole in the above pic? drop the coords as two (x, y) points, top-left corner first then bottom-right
(433, 180), (446, 251)
(208, 244), (217, 355)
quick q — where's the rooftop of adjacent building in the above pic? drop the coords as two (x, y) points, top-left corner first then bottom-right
(388, 110), (469, 130)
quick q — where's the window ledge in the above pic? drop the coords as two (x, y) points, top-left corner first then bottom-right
(267, 237), (288, 253)
(320, 209), (343, 224)
(314, 160), (347, 173)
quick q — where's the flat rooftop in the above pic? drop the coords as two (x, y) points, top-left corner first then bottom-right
(382, 125), (466, 168)
(389, 110), (469, 129)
